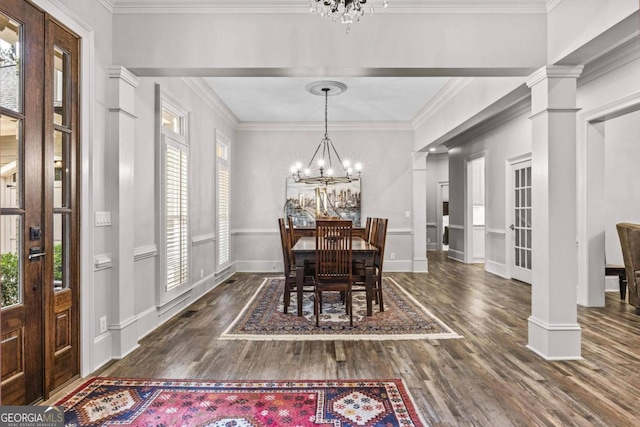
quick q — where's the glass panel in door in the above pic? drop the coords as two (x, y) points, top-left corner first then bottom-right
(511, 160), (532, 284)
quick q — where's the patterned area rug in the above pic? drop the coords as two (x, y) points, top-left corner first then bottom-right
(220, 277), (461, 340)
(57, 377), (427, 426)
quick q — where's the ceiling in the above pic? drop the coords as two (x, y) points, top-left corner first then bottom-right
(203, 76), (452, 123)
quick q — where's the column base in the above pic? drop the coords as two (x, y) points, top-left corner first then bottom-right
(110, 316), (140, 359)
(527, 316), (582, 360)
(413, 257), (428, 273)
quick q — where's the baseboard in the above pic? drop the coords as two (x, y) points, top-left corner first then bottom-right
(485, 260), (508, 278)
(427, 243), (438, 251)
(235, 260), (282, 273)
(605, 276), (621, 292)
(448, 249), (465, 262)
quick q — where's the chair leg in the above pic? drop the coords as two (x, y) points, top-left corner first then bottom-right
(348, 291), (353, 327)
(377, 279), (384, 312)
(283, 283), (290, 314)
(315, 290), (320, 327)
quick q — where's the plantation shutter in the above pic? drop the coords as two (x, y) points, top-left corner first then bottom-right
(165, 142), (188, 290)
(218, 164), (229, 266)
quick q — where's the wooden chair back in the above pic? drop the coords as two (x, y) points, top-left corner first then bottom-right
(278, 218), (292, 275)
(373, 218), (388, 271)
(315, 219), (353, 282)
(617, 222), (640, 308)
(287, 216), (297, 248)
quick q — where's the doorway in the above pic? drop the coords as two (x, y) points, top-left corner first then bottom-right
(1, 0), (80, 404)
(508, 157), (532, 284)
(437, 182), (449, 251)
(465, 155), (485, 263)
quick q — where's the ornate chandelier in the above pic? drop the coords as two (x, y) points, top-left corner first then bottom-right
(309, 0), (389, 32)
(291, 81), (361, 185)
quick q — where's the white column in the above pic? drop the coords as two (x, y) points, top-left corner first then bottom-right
(412, 151), (428, 272)
(526, 65), (583, 360)
(107, 66), (139, 358)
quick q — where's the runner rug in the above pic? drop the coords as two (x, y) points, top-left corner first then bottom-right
(57, 377), (427, 426)
(221, 277), (461, 340)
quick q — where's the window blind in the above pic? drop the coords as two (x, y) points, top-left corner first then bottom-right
(166, 144), (188, 290)
(218, 165), (229, 266)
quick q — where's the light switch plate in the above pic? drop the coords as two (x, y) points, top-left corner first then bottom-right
(95, 211), (111, 226)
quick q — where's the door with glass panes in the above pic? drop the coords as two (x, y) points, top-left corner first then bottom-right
(510, 159), (532, 284)
(1, 0), (80, 404)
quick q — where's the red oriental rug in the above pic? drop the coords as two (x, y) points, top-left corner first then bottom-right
(57, 377), (427, 426)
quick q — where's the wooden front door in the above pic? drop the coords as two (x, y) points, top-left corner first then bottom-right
(1, 0), (80, 404)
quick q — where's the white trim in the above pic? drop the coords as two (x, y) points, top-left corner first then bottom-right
(113, 1), (547, 15)
(485, 260), (508, 279)
(182, 78), (239, 128)
(447, 249), (465, 262)
(579, 37), (640, 87)
(134, 245), (158, 261)
(445, 99), (530, 149)
(156, 289), (192, 316)
(94, 254), (112, 271)
(526, 66), (584, 88)
(96, 0), (114, 13)
(447, 224), (464, 230)
(426, 222), (437, 228)
(546, 0), (563, 13)
(412, 78), (474, 128)
(486, 228), (506, 236)
(192, 233), (216, 246)
(236, 121), (413, 132)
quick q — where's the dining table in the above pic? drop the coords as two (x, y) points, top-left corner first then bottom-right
(291, 236), (379, 317)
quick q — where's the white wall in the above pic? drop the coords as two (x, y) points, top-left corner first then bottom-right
(604, 109), (640, 266)
(232, 127), (415, 272)
(131, 77), (237, 340)
(111, 12), (546, 74)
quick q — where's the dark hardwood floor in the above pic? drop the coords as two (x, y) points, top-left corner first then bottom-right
(48, 252), (640, 426)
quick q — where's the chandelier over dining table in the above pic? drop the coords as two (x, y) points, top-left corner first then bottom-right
(309, 0), (389, 32)
(291, 81), (361, 185)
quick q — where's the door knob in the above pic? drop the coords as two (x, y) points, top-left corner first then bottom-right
(509, 224), (515, 230)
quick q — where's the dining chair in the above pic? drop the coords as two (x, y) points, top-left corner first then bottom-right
(352, 217), (388, 312)
(616, 222), (640, 309)
(278, 218), (314, 314)
(314, 219), (354, 327)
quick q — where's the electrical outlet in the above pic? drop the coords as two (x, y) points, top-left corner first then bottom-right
(200, 269), (204, 279)
(99, 316), (107, 334)
(405, 211), (411, 218)
(427, 238), (431, 243)
(390, 253), (396, 260)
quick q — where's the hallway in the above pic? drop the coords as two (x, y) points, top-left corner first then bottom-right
(48, 252), (640, 426)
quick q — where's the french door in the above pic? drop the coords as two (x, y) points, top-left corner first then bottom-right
(510, 159), (532, 284)
(1, 0), (80, 404)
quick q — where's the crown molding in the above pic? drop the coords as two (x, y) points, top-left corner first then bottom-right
(546, 0), (562, 13)
(182, 78), (240, 128)
(445, 96), (530, 149)
(579, 36), (640, 87)
(411, 77), (474, 128)
(112, 1), (547, 15)
(236, 121), (414, 132)
(525, 65), (584, 87)
(98, 0), (115, 13)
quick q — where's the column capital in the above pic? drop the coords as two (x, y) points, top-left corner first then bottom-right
(526, 65), (584, 88)
(108, 66), (140, 88)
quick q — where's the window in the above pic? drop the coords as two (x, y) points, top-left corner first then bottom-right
(216, 134), (230, 270)
(157, 86), (189, 304)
